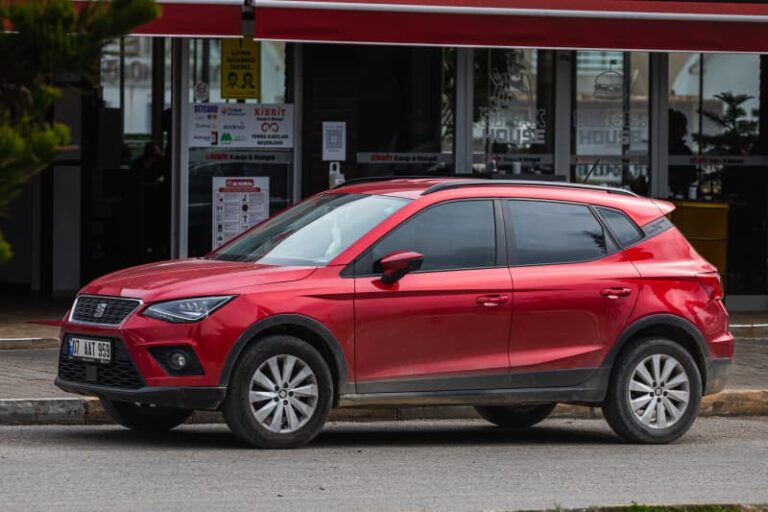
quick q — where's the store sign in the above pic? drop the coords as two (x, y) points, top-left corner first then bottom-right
(669, 155), (768, 167)
(356, 152), (454, 165)
(473, 154), (554, 165)
(476, 109), (547, 146)
(212, 177), (270, 249)
(189, 103), (294, 149)
(574, 106), (649, 155)
(221, 39), (261, 100)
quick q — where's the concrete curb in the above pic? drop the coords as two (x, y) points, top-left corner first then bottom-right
(1, 389), (766, 426)
(730, 324), (768, 338)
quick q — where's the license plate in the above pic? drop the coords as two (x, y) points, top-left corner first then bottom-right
(68, 337), (111, 363)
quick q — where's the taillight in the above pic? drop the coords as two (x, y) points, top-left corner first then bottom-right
(696, 272), (723, 301)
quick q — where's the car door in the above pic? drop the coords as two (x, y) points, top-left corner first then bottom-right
(352, 199), (513, 393)
(504, 199), (641, 387)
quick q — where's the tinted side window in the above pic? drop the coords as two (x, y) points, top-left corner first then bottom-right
(596, 207), (644, 247)
(508, 200), (607, 265)
(365, 200), (497, 273)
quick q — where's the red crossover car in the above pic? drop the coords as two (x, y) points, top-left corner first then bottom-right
(56, 178), (733, 448)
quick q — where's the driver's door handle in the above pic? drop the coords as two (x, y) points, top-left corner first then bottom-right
(600, 287), (632, 299)
(476, 294), (510, 307)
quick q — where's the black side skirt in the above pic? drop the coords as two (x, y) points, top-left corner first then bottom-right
(340, 368), (611, 408)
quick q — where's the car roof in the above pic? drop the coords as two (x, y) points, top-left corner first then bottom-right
(331, 177), (672, 226)
(331, 178), (457, 198)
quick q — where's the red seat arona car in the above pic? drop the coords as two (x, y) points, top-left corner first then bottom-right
(56, 178), (733, 448)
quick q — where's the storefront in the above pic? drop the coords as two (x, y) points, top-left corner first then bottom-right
(2, 0), (768, 310)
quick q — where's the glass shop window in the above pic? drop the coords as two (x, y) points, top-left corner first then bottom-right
(354, 47), (455, 176)
(473, 49), (555, 177)
(572, 51), (650, 195)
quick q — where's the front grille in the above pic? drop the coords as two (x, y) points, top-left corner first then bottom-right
(58, 336), (144, 389)
(71, 295), (141, 326)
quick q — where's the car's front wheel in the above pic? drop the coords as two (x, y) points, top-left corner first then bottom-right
(602, 338), (702, 444)
(222, 335), (333, 449)
(99, 399), (193, 432)
(474, 403), (557, 429)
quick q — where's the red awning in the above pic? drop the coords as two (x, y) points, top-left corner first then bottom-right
(251, 0), (768, 52)
(74, 0), (243, 37)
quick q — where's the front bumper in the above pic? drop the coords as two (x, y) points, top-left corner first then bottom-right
(55, 377), (226, 410)
(704, 357), (732, 395)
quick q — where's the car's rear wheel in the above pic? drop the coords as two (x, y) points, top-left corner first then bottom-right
(474, 403), (557, 429)
(99, 398), (193, 432)
(222, 335), (333, 449)
(602, 337), (702, 444)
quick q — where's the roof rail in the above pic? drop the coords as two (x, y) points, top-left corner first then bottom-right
(331, 175), (453, 189)
(420, 180), (639, 197)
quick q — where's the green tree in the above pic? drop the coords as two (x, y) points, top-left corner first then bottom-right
(0, 0), (157, 263)
(699, 92), (759, 155)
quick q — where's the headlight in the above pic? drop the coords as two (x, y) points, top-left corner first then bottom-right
(142, 296), (235, 323)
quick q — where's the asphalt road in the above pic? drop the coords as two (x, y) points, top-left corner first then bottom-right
(0, 418), (766, 512)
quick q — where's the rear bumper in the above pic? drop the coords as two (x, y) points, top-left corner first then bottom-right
(705, 357), (732, 395)
(55, 378), (226, 410)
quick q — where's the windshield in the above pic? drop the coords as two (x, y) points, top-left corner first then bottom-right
(210, 193), (409, 266)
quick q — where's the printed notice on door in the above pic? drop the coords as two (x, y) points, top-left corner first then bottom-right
(212, 177), (270, 249)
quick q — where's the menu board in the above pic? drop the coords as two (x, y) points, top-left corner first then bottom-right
(212, 177), (270, 249)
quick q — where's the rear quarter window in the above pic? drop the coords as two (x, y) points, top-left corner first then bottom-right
(596, 207), (644, 247)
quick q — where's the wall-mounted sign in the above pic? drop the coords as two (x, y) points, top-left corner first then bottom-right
(194, 81), (210, 103)
(356, 152), (453, 165)
(221, 39), (261, 100)
(212, 177), (270, 249)
(189, 103), (294, 149)
(472, 154), (554, 165)
(322, 122), (346, 161)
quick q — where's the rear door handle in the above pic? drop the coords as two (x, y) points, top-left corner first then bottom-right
(476, 294), (510, 307)
(601, 287), (632, 299)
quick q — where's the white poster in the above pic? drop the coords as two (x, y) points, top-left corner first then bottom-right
(190, 103), (294, 149)
(322, 121), (346, 161)
(212, 177), (270, 249)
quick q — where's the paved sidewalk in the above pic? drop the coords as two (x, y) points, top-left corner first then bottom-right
(1, 338), (766, 400)
(0, 298), (65, 345)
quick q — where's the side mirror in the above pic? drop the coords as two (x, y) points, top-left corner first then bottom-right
(378, 251), (424, 284)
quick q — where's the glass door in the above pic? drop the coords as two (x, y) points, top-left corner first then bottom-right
(572, 51), (650, 195)
(472, 49), (555, 177)
(668, 53), (768, 296)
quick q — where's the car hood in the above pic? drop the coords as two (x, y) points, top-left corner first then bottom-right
(80, 259), (317, 302)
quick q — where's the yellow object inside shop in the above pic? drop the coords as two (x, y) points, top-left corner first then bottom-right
(670, 201), (729, 278)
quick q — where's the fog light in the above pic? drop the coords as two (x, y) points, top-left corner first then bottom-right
(168, 352), (188, 371)
(148, 346), (203, 376)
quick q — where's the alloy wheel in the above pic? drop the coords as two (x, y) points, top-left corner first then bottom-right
(249, 354), (319, 434)
(627, 354), (691, 429)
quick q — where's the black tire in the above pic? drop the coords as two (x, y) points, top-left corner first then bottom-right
(602, 337), (702, 444)
(222, 335), (333, 449)
(99, 398), (193, 432)
(474, 403), (556, 429)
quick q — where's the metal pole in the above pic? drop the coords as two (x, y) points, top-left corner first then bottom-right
(170, 39), (190, 259)
(553, 51), (573, 180)
(455, 48), (473, 175)
(151, 38), (165, 146)
(292, 43), (303, 203)
(650, 52), (669, 199)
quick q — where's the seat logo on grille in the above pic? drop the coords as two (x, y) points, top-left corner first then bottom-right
(94, 302), (108, 318)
